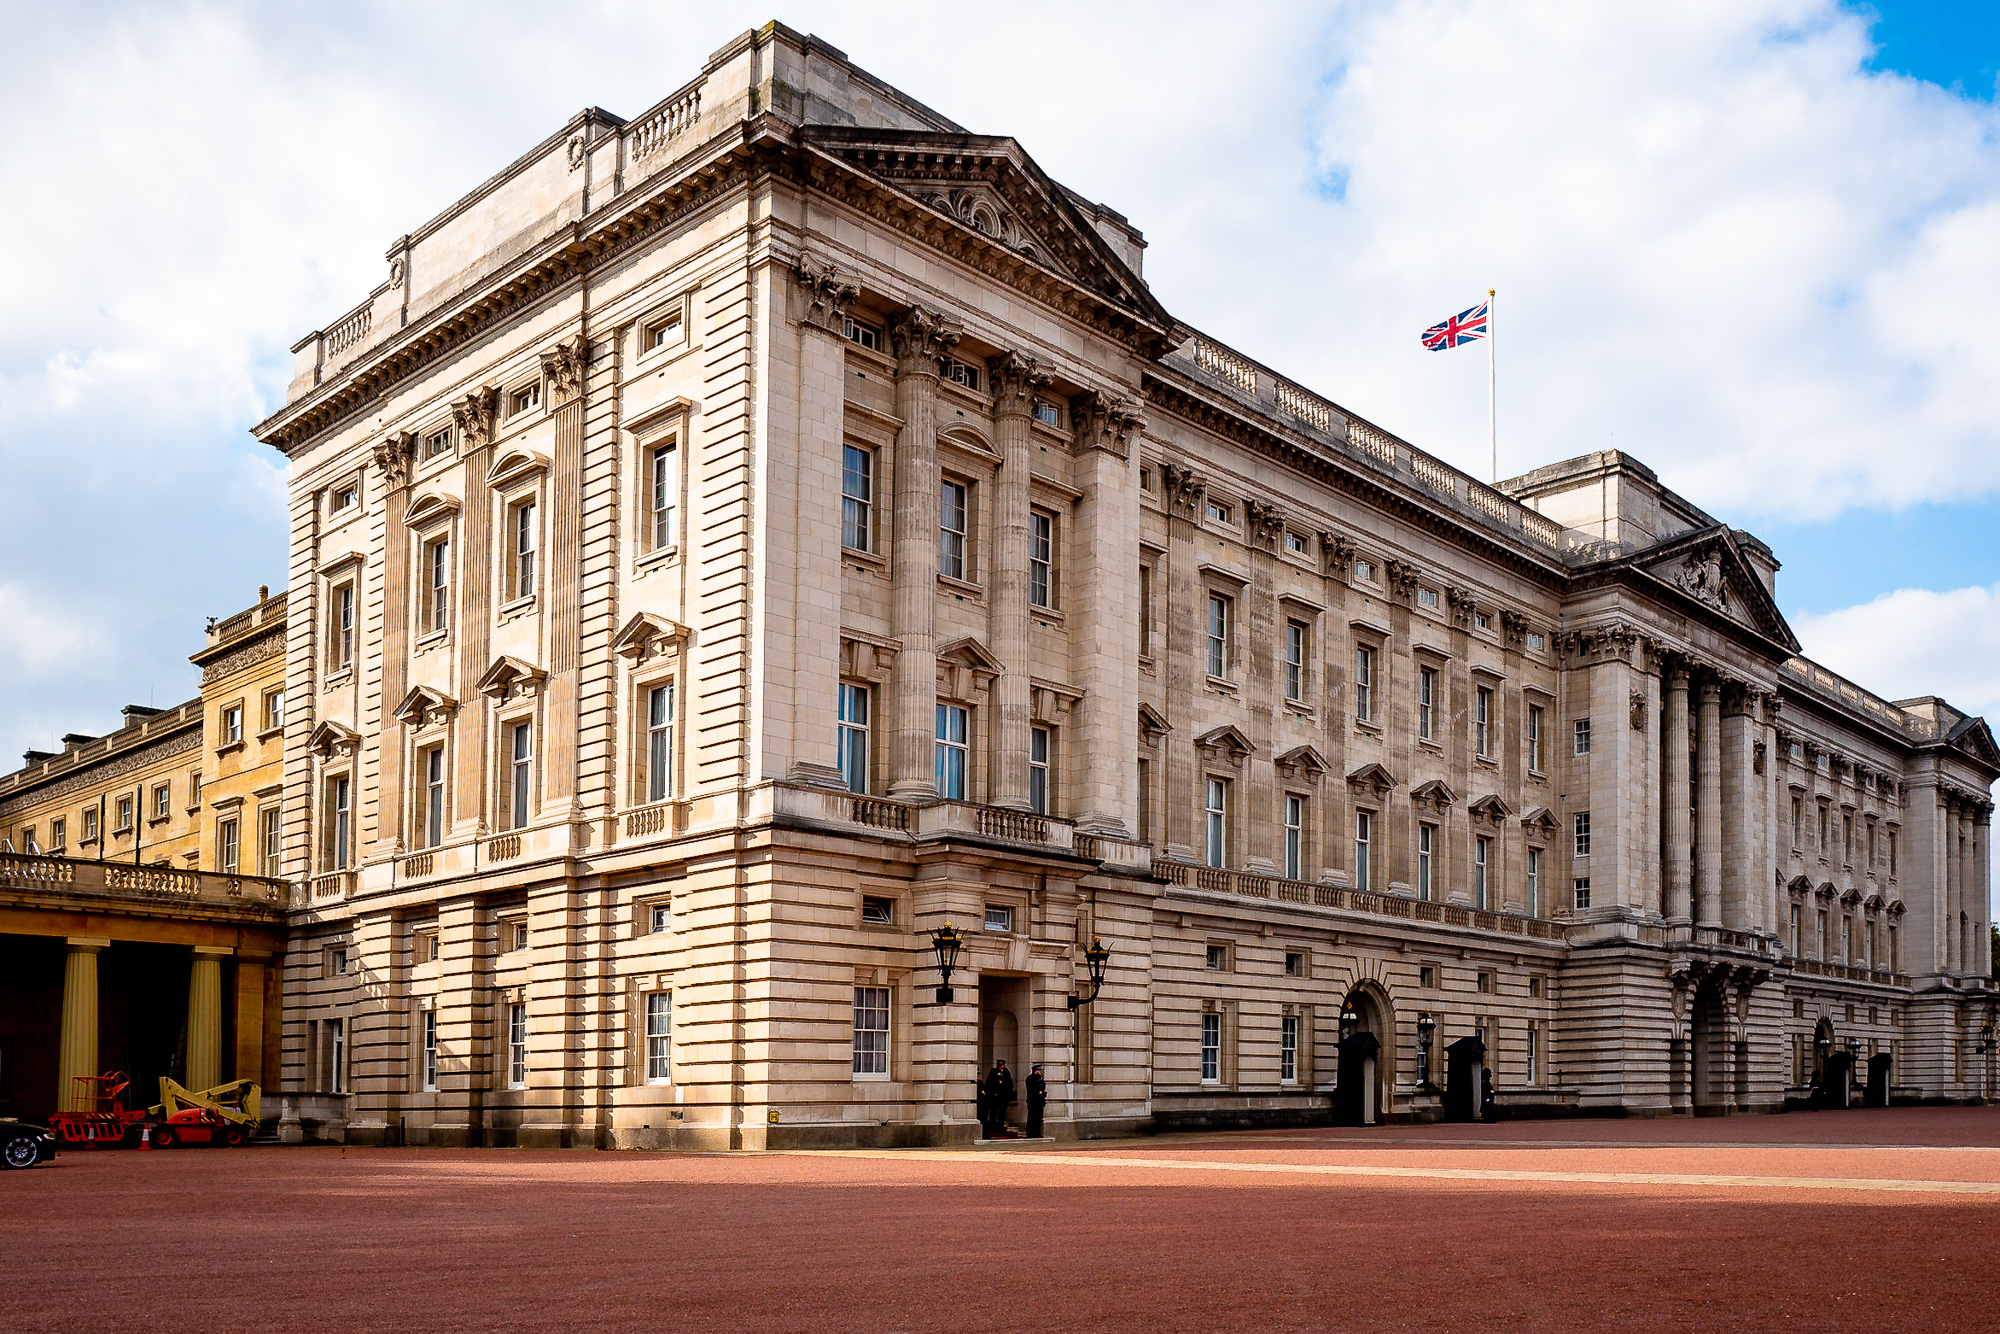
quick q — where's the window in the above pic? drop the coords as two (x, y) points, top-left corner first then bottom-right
(1205, 944), (1229, 970)
(507, 1003), (527, 1089)
(1033, 399), (1061, 427)
(861, 896), (895, 925)
(218, 819), (239, 875)
(1204, 778), (1228, 868)
(1529, 976), (1544, 999)
(1420, 965), (1436, 988)
(934, 704), (968, 799)
(1889, 830), (1898, 876)
(1206, 500), (1232, 525)
(843, 315), (880, 350)
(939, 480), (969, 579)
(332, 482), (359, 513)
(1528, 704), (1544, 771)
(329, 1018), (347, 1094)
(1527, 632), (1545, 651)
(1417, 824), (1435, 902)
(508, 723), (533, 828)
(82, 808), (98, 842)
(1285, 951), (1305, 977)
(1817, 804), (1829, 852)
(511, 499), (538, 598)
(1418, 667), (1437, 739)
(837, 683), (870, 795)
(424, 932), (441, 963)
(646, 684), (676, 804)
(940, 357), (980, 390)
(265, 689), (286, 732)
(1843, 813), (1854, 864)
(1573, 718), (1591, 756)
(985, 904), (1015, 933)
(853, 986), (890, 1077)
(1281, 1013), (1300, 1084)
(49, 818), (65, 853)
(421, 1011), (438, 1092)
(331, 948), (349, 976)
(649, 902), (671, 934)
(222, 705), (243, 745)
(646, 310), (683, 350)
(425, 425), (453, 458)
(1477, 971), (1493, 994)
(1354, 811), (1372, 891)
(649, 443), (678, 551)
(1526, 847), (1541, 917)
(1474, 687), (1493, 758)
(1889, 923), (1899, 969)
(256, 807), (279, 878)
(1206, 595), (1231, 678)
(423, 535), (451, 633)
(1526, 1024), (1539, 1084)
(645, 993), (672, 1083)
(422, 746), (446, 848)
(1817, 910), (1828, 958)
(152, 784), (171, 820)
(1473, 836), (1491, 910)
(191, 772), (201, 806)
(1354, 647), (1375, 722)
(1138, 565), (1153, 657)
(1790, 904), (1802, 956)
(1200, 1012), (1222, 1083)
(510, 921), (529, 952)
(1029, 726), (1052, 815)
(1284, 621), (1307, 702)
(116, 796), (133, 832)
(1417, 587), (1440, 608)
(1573, 878), (1591, 910)
(1353, 559), (1376, 582)
(1473, 612), (1490, 631)
(1573, 811), (1591, 858)
(331, 583), (355, 670)
(510, 382), (541, 416)
(1791, 794), (1804, 847)
(330, 776), (351, 870)
(841, 445), (872, 550)
(1029, 511), (1055, 608)
(1284, 531), (1310, 556)
(1283, 795), (1304, 881)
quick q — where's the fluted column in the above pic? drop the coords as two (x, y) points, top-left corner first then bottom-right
(1662, 667), (1692, 923)
(1069, 391), (1147, 836)
(1976, 808), (1993, 977)
(986, 352), (1049, 810)
(1943, 797), (1962, 972)
(57, 938), (107, 1113)
(1695, 677), (1724, 926)
(186, 946), (230, 1093)
(886, 307), (961, 798)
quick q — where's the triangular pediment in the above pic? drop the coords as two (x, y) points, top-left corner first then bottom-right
(1194, 725), (1255, 760)
(1634, 526), (1798, 651)
(306, 720), (360, 760)
(1520, 806), (1560, 834)
(392, 684), (459, 727)
(1346, 762), (1398, 793)
(1138, 703), (1172, 742)
(1410, 778), (1458, 809)
(1468, 793), (1514, 822)
(795, 127), (1173, 338)
(476, 655), (547, 699)
(611, 611), (690, 662)
(1274, 744), (1331, 777)
(937, 635), (1004, 674)
(1946, 715), (2000, 773)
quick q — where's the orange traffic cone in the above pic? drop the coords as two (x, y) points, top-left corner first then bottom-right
(138, 1126), (152, 1151)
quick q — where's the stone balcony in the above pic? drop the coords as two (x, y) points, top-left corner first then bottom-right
(0, 851), (287, 920)
(766, 783), (1151, 872)
(1158, 858), (1567, 942)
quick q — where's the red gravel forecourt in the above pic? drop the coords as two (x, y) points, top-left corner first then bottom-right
(7, 1107), (2000, 1333)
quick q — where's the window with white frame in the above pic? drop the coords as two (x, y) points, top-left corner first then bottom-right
(507, 1003), (527, 1089)
(852, 986), (890, 1077)
(82, 808), (99, 842)
(1355, 810), (1373, 891)
(1573, 877), (1591, 910)
(259, 807), (280, 878)
(424, 424), (454, 459)
(985, 904), (1015, 933)
(510, 498), (538, 599)
(1284, 621), (1307, 702)
(1354, 646), (1375, 722)
(152, 783), (171, 820)
(1573, 811), (1591, 858)
(1475, 686), (1494, 758)
(843, 315), (880, 350)
(649, 442), (678, 552)
(939, 480), (969, 580)
(423, 534), (451, 634)
(935, 704), (968, 799)
(646, 310), (684, 351)
(644, 992), (672, 1083)
(264, 689), (286, 733)
(508, 722), (533, 829)
(1029, 510), (1055, 608)
(1417, 587), (1440, 608)
(222, 704), (243, 746)
(1573, 717), (1592, 756)
(837, 682), (870, 794)
(940, 357), (980, 390)
(1200, 1012), (1222, 1083)
(1526, 1023), (1539, 1084)
(1474, 835), (1491, 910)
(329, 1017), (347, 1094)
(1206, 594), (1231, 679)
(841, 445), (872, 551)
(328, 776), (352, 870)
(218, 818), (240, 875)
(1284, 531), (1310, 557)
(1417, 823), (1435, 902)
(1029, 726), (1052, 815)
(1281, 1012), (1300, 1084)
(1418, 667), (1437, 740)
(116, 796), (133, 832)
(510, 382), (541, 416)
(421, 746), (446, 848)
(1204, 778), (1228, 869)
(421, 1010), (438, 1091)
(1527, 703), (1544, 772)
(1284, 795), (1305, 881)
(49, 818), (65, 853)
(1205, 500), (1232, 525)
(861, 896), (894, 925)
(1032, 399), (1060, 427)
(646, 684), (675, 804)
(330, 582), (356, 671)
(649, 902), (671, 934)
(1526, 846), (1541, 917)
(331, 481), (359, 513)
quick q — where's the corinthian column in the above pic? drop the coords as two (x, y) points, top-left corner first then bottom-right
(886, 306), (962, 798)
(1695, 677), (1724, 926)
(986, 351), (1051, 810)
(1663, 666), (1692, 923)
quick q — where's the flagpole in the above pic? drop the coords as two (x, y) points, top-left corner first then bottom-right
(1487, 288), (1497, 483)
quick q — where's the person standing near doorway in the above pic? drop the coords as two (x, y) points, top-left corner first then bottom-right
(981, 1059), (1015, 1138)
(1024, 1063), (1047, 1138)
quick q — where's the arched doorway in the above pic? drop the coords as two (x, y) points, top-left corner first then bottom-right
(1334, 987), (1391, 1126)
(1690, 976), (1731, 1113)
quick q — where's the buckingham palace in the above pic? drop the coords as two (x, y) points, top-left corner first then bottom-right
(214, 22), (2000, 1147)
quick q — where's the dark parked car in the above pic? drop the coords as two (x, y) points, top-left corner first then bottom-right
(1, 1121), (57, 1169)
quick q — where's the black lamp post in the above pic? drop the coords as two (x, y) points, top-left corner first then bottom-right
(1339, 1004), (1360, 1042)
(1417, 1012), (1437, 1089)
(928, 923), (963, 1004)
(1068, 937), (1112, 1010)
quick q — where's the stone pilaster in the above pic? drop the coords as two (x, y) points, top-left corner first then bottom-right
(1695, 677), (1724, 927)
(429, 894), (488, 1148)
(1662, 666), (1692, 923)
(233, 949), (270, 1085)
(986, 351), (1050, 810)
(1159, 461), (1205, 859)
(1066, 396), (1143, 836)
(186, 946), (230, 1092)
(885, 306), (960, 798)
(57, 938), (106, 1113)
(1720, 688), (1752, 930)
(542, 336), (586, 816)
(373, 431), (416, 858)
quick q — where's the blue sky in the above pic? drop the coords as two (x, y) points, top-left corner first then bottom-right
(3, 0), (2000, 785)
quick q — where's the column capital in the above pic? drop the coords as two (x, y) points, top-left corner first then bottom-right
(1071, 388), (1148, 458)
(889, 304), (962, 369)
(795, 252), (860, 333)
(65, 936), (110, 951)
(193, 945), (235, 957)
(986, 350), (1052, 414)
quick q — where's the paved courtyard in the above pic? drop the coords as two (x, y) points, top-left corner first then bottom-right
(7, 1108), (2000, 1332)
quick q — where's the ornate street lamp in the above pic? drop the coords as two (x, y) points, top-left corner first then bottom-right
(928, 922), (964, 1004)
(1417, 1012), (1437, 1089)
(1340, 1004), (1360, 1042)
(1068, 937), (1112, 1010)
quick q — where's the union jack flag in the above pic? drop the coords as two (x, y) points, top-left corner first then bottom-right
(1421, 300), (1489, 351)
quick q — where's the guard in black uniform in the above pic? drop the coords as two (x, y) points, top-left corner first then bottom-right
(980, 1059), (1016, 1137)
(1024, 1063), (1047, 1138)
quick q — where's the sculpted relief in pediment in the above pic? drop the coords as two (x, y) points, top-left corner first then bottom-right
(1671, 545), (1731, 614)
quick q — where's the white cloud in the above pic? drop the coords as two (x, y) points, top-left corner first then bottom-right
(1794, 584), (2000, 722)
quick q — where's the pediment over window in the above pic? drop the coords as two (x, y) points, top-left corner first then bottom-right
(611, 611), (690, 663)
(485, 447), (551, 489)
(1785, 874), (1814, 898)
(840, 629), (900, 684)
(1864, 893), (1886, 911)
(1274, 744), (1330, 781)
(1137, 703), (1172, 743)
(476, 655), (547, 700)
(1887, 899), (1906, 917)
(1346, 762), (1398, 794)
(1194, 725), (1255, 768)
(1029, 677), (1084, 723)
(1814, 882), (1838, 901)
(1520, 806), (1561, 834)
(1410, 778), (1458, 811)
(1840, 886), (1864, 906)
(936, 636), (1002, 698)
(403, 491), (461, 528)
(306, 720), (360, 761)
(393, 684), (459, 728)
(1468, 793), (1514, 824)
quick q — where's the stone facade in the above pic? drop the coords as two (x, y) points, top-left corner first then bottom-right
(251, 23), (1998, 1147)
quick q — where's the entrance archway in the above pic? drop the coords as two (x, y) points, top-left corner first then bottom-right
(1690, 977), (1731, 1113)
(1334, 987), (1391, 1126)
